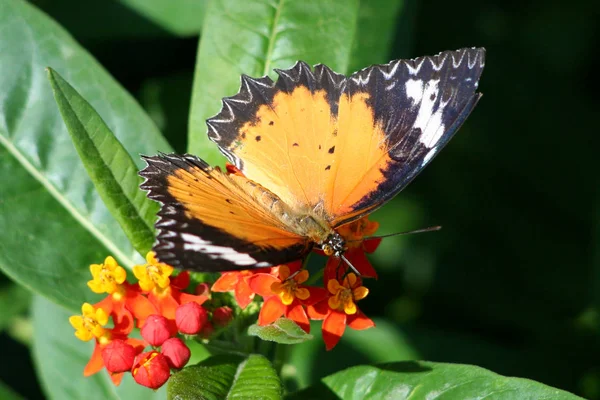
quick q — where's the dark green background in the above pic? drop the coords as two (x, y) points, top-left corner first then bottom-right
(2, 0), (599, 398)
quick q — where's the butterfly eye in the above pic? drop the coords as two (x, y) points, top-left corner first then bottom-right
(322, 244), (334, 256)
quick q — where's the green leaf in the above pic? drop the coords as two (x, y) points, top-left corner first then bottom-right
(168, 354), (282, 400)
(0, 379), (25, 400)
(348, 0), (405, 73)
(287, 361), (583, 400)
(0, 0), (171, 310)
(118, 0), (208, 37)
(248, 317), (313, 345)
(31, 295), (166, 400)
(0, 282), (31, 332)
(47, 68), (157, 256)
(188, 0), (360, 162)
(286, 319), (419, 390)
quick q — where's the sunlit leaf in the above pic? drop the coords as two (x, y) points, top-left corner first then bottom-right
(47, 68), (157, 256)
(0, 0), (171, 310)
(168, 354), (282, 400)
(287, 361), (583, 399)
(248, 317), (313, 345)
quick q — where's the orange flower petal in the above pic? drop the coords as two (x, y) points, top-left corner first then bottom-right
(258, 296), (285, 326)
(249, 274), (279, 297)
(83, 342), (105, 377)
(322, 310), (347, 351)
(353, 286), (369, 301)
(178, 292), (208, 306)
(110, 372), (124, 386)
(126, 292), (158, 327)
(347, 311), (375, 330)
(286, 302), (310, 333)
(327, 279), (341, 294)
(344, 273), (357, 288)
(234, 278), (255, 309)
(278, 265), (291, 281)
(211, 272), (239, 292)
(307, 301), (329, 320)
(294, 269), (309, 284)
(295, 287), (310, 301)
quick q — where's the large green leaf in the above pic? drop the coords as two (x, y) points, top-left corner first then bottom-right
(0, 0), (171, 309)
(31, 295), (165, 400)
(168, 354), (282, 400)
(348, 0), (405, 73)
(287, 361), (583, 400)
(47, 69), (157, 256)
(187, 0), (360, 162)
(119, 0), (208, 37)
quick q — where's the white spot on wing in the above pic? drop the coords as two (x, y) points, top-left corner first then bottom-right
(405, 79), (424, 105)
(180, 233), (259, 266)
(409, 79), (448, 148)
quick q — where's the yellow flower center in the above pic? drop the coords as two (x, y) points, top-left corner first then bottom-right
(270, 266), (310, 305)
(133, 252), (174, 292)
(69, 303), (109, 342)
(133, 352), (158, 376)
(326, 273), (369, 315)
(87, 256), (127, 294)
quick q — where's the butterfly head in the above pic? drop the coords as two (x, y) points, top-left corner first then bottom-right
(322, 232), (346, 257)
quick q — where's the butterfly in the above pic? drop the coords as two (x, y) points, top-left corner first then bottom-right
(139, 47), (485, 272)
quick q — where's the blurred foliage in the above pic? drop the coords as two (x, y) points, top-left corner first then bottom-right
(0, 0), (598, 398)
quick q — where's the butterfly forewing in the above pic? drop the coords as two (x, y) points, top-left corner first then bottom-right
(207, 48), (485, 228)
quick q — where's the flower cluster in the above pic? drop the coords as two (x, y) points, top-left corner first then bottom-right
(69, 253), (232, 389)
(71, 208), (382, 389)
(212, 215), (381, 350)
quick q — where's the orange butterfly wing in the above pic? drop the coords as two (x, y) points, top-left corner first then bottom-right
(208, 48), (485, 227)
(140, 154), (309, 271)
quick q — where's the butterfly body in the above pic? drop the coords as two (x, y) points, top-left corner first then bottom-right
(140, 48), (486, 272)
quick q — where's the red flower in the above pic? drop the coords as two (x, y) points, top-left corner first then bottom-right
(101, 339), (140, 373)
(212, 306), (234, 327)
(175, 302), (208, 335)
(140, 315), (173, 346)
(249, 261), (327, 333)
(161, 338), (190, 369)
(84, 335), (147, 386)
(308, 272), (374, 350)
(211, 268), (276, 309)
(132, 351), (171, 389)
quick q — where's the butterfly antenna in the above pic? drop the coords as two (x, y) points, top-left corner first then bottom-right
(340, 254), (361, 277)
(347, 225), (442, 243)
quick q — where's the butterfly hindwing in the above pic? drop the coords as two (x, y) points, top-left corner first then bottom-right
(207, 48), (485, 228)
(139, 154), (309, 271)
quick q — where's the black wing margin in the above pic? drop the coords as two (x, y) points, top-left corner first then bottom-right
(342, 48), (485, 217)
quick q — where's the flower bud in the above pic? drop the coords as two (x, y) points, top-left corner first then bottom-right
(160, 338), (191, 369)
(194, 283), (211, 297)
(212, 306), (233, 327)
(132, 351), (170, 389)
(200, 321), (214, 339)
(101, 339), (137, 373)
(175, 302), (208, 334)
(141, 315), (171, 346)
